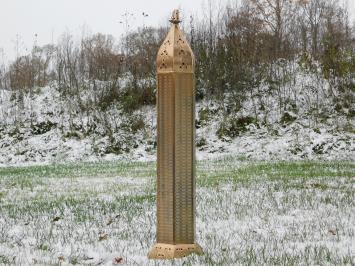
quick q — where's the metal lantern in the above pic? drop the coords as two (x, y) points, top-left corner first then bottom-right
(148, 10), (203, 259)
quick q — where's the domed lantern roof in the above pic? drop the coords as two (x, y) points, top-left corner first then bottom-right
(157, 10), (195, 73)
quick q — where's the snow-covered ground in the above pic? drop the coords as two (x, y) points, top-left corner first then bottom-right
(0, 160), (354, 265)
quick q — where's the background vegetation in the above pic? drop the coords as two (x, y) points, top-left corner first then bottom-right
(0, 0), (354, 150)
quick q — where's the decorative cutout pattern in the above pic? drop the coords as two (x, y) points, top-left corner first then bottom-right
(148, 243), (203, 259)
(157, 25), (194, 73)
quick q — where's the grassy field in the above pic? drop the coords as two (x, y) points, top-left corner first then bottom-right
(0, 159), (354, 265)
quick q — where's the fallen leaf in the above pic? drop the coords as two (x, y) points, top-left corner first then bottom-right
(99, 234), (108, 241)
(52, 217), (61, 222)
(58, 256), (65, 261)
(328, 229), (337, 235)
(114, 257), (123, 264)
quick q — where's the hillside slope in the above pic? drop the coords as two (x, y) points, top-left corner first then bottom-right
(0, 64), (354, 166)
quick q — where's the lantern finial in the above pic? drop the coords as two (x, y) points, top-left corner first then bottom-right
(169, 9), (181, 24)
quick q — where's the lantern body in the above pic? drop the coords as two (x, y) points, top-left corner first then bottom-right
(148, 10), (203, 259)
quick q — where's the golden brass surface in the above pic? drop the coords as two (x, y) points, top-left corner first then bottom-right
(148, 243), (203, 260)
(149, 9), (202, 260)
(157, 10), (195, 74)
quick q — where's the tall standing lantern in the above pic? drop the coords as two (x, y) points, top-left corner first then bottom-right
(148, 10), (203, 259)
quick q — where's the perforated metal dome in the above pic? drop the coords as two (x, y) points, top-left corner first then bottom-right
(157, 10), (195, 73)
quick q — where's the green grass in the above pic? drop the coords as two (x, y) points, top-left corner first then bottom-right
(0, 158), (354, 265)
(0, 160), (155, 179)
(1, 159), (353, 186)
(198, 159), (354, 186)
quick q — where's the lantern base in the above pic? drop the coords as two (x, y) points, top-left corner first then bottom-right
(148, 243), (203, 259)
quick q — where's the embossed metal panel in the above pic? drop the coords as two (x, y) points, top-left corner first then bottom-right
(156, 73), (175, 244)
(173, 73), (194, 244)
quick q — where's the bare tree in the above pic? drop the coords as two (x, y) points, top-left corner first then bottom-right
(250, 0), (297, 57)
(297, 0), (328, 57)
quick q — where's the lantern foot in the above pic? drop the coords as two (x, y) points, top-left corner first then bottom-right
(148, 243), (203, 259)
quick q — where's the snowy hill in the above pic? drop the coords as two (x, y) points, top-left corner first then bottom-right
(0, 103), (353, 166)
(0, 71), (353, 166)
